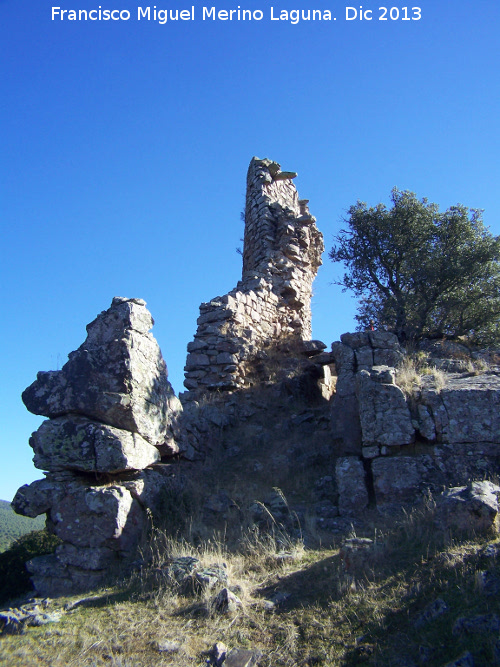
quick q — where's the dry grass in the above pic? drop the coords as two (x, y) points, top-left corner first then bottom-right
(3, 500), (500, 667)
(396, 352), (449, 395)
(467, 358), (491, 375)
(395, 355), (425, 396)
(432, 367), (447, 393)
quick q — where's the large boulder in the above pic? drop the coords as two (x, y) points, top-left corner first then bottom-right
(335, 457), (369, 516)
(435, 481), (500, 535)
(356, 367), (414, 447)
(30, 416), (160, 473)
(22, 297), (181, 449)
(48, 484), (145, 551)
(371, 457), (422, 510)
(421, 374), (500, 444)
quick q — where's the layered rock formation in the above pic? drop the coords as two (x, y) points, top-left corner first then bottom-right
(13, 297), (184, 595)
(183, 157), (324, 395)
(22, 296), (182, 454)
(331, 332), (500, 514)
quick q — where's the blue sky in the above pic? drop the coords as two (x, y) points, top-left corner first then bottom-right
(1, 0), (499, 502)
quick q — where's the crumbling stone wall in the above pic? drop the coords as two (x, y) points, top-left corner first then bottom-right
(183, 157), (324, 396)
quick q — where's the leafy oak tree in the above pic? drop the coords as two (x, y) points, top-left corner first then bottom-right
(330, 188), (500, 344)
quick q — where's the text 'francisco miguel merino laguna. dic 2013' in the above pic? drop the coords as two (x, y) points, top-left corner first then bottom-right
(51, 6), (423, 23)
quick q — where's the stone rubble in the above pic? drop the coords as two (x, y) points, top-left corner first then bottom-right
(0, 599), (61, 635)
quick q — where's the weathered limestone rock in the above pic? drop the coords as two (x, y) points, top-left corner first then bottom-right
(340, 332), (370, 349)
(55, 544), (119, 570)
(435, 481), (500, 535)
(13, 297), (187, 596)
(26, 554), (110, 597)
(421, 374), (500, 444)
(12, 473), (71, 518)
(368, 331), (400, 349)
(30, 416), (160, 473)
(19, 480), (150, 596)
(330, 334), (408, 453)
(356, 368), (414, 447)
(22, 297), (180, 450)
(371, 457), (422, 510)
(49, 484), (144, 550)
(335, 457), (369, 516)
(416, 404), (436, 441)
(184, 158), (324, 395)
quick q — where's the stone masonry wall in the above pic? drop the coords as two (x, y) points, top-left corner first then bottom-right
(183, 157), (324, 396)
(330, 332), (500, 515)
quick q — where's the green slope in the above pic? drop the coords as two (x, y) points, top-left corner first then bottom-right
(0, 500), (46, 553)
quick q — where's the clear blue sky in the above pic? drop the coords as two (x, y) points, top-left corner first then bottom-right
(1, 0), (499, 502)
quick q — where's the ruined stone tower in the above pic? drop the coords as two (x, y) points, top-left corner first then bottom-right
(183, 157), (324, 395)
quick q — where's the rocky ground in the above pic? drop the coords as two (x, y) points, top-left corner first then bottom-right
(2, 503), (500, 666)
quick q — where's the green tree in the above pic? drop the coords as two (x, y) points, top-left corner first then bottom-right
(330, 188), (500, 344)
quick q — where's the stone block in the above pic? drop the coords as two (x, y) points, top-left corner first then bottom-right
(417, 404), (436, 441)
(373, 348), (403, 367)
(372, 457), (421, 509)
(187, 339), (208, 352)
(340, 332), (370, 349)
(185, 353), (210, 368)
(335, 457), (368, 516)
(422, 374), (500, 444)
(30, 416), (160, 473)
(49, 485), (145, 551)
(356, 370), (414, 447)
(216, 352), (238, 365)
(331, 342), (355, 373)
(355, 346), (373, 368)
(55, 544), (118, 570)
(368, 331), (399, 349)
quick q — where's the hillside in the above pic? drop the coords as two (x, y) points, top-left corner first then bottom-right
(1, 506), (500, 666)
(0, 500), (45, 553)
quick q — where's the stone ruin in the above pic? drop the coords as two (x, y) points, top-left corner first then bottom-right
(183, 157), (324, 395)
(12, 157), (500, 596)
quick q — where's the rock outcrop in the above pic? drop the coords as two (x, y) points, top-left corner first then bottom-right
(13, 298), (185, 595)
(330, 331), (500, 515)
(22, 296), (182, 453)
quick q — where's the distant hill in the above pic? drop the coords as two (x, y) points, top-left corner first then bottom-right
(0, 500), (46, 552)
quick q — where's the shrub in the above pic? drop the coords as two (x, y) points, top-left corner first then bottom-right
(0, 529), (61, 605)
